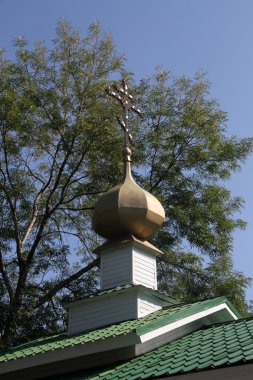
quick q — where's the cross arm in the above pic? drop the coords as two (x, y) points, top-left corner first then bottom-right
(105, 88), (123, 104)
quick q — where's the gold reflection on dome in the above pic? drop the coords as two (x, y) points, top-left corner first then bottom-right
(93, 148), (165, 241)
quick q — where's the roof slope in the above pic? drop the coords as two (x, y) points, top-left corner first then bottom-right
(58, 317), (253, 380)
(0, 296), (235, 364)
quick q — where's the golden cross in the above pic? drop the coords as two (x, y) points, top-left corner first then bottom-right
(106, 79), (143, 147)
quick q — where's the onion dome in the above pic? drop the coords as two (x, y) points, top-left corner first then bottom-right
(92, 147), (165, 241)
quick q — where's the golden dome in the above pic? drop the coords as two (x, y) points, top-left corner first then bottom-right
(92, 148), (165, 241)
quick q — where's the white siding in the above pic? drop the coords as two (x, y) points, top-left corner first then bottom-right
(67, 287), (166, 335)
(67, 240), (160, 335)
(101, 246), (133, 289)
(68, 292), (137, 335)
(133, 248), (157, 289)
(137, 297), (162, 318)
(100, 241), (158, 290)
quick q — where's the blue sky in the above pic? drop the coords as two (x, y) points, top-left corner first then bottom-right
(0, 0), (252, 299)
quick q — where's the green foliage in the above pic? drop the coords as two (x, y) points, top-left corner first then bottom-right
(158, 251), (251, 315)
(134, 70), (252, 315)
(0, 20), (123, 348)
(137, 71), (251, 255)
(0, 21), (252, 348)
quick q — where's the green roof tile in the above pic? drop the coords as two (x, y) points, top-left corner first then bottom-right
(75, 317), (253, 380)
(0, 295), (243, 380)
(66, 284), (178, 306)
(0, 296), (232, 365)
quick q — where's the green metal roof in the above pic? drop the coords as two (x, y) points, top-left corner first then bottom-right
(65, 283), (178, 306)
(59, 317), (253, 380)
(0, 296), (234, 364)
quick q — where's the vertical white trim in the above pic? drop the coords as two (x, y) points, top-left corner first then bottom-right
(154, 258), (157, 290)
(131, 248), (134, 284)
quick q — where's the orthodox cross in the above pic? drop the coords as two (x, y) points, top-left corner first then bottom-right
(106, 79), (143, 148)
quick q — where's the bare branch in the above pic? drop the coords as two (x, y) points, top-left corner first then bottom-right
(21, 137), (76, 282)
(19, 154), (46, 185)
(35, 258), (99, 309)
(21, 190), (43, 246)
(20, 136), (66, 247)
(149, 141), (184, 192)
(59, 206), (94, 211)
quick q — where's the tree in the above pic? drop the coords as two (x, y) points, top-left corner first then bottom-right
(134, 71), (252, 314)
(0, 21), (124, 348)
(0, 22), (252, 348)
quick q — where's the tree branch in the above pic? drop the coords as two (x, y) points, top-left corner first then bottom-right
(0, 175), (23, 265)
(35, 258), (99, 309)
(24, 137), (74, 267)
(0, 249), (14, 303)
(21, 190), (43, 246)
(14, 137), (73, 302)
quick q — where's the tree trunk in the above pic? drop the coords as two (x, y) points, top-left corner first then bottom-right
(1, 305), (18, 349)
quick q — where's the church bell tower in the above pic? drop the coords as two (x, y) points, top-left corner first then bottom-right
(67, 81), (173, 336)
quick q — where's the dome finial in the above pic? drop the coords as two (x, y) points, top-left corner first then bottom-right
(93, 80), (165, 241)
(105, 78), (143, 179)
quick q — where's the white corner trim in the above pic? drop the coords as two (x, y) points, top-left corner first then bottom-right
(223, 303), (239, 320)
(140, 303), (238, 343)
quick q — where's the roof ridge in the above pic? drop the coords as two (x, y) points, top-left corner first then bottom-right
(161, 295), (227, 310)
(187, 295), (226, 303)
(135, 296), (230, 336)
